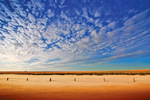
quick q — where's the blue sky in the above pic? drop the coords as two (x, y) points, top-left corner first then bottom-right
(0, 0), (150, 71)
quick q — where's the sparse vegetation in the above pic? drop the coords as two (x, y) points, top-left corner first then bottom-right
(0, 71), (150, 75)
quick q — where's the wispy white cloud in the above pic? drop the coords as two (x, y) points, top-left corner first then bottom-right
(0, 0), (150, 70)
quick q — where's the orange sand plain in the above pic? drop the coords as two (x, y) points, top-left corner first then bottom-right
(0, 74), (150, 100)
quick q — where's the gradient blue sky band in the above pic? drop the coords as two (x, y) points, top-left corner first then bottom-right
(0, 0), (150, 71)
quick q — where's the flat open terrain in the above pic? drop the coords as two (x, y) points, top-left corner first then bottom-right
(0, 69), (150, 75)
(0, 73), (150, 100)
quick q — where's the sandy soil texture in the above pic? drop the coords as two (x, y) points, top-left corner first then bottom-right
(0, 74), (150, 100)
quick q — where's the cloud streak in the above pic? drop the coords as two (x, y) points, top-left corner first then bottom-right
(0, 0), (150, 70)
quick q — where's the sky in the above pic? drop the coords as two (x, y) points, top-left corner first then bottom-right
(0, 0), (150, 71)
